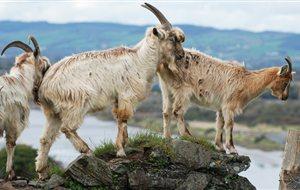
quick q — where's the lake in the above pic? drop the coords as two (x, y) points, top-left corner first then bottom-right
(0, 109), (282, 190)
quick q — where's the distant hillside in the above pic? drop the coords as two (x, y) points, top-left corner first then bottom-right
(0, 21), (299, 70)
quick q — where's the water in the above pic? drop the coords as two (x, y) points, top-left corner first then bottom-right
(0, 109), (282, 190)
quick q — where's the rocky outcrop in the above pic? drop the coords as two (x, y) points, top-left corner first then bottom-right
(0, 138), (256, 190)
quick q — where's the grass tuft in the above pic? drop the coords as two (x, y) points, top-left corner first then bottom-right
(180, 135), (216, 151)
(94, 140), (116, 158)
(128, 132), (174, 157)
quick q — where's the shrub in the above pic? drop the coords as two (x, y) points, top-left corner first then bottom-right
(0, 144), (62, 179)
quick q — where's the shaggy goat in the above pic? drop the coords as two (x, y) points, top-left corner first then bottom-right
(35, 3), (185, 179)
(0, 36), (51, 180)
(158, 50), (294, 154)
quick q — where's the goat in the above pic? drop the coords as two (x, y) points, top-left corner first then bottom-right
(158, 49), (294, 154)
(35, 3), (185, 180)
(0, 36), (51, 180)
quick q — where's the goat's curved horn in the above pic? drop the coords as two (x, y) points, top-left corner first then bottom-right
(28, 35), (40, 58)
(141, 3), (172, 30)
(1, 41), (33, 56)
(285, 56), (293, 73)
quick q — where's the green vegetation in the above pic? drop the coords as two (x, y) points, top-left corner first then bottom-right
(0, 144), (62, 179)
(94, 132), (174, 158)
(180, 135), (216, 151)
(64, 177), (109, 190)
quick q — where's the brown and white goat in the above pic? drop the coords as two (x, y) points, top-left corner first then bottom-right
(35, 3), (185, 180)
(0, 37), (50, 180)
(158, 49), (294, 154)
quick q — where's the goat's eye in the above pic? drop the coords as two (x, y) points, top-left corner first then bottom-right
(169, 37), (175, 42)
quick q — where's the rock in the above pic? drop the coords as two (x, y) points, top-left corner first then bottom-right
(172, 139), (212, 169)
(176, 172), (211, 190)
(65, 154), (112, 187)
(210, 153), (251, 174)
(128, 169), (150, 189)
(0, 182), (15, 190)
(128, 169), (183, 189)
(44, 174), (65, 189)
(11, 179), (27, 187)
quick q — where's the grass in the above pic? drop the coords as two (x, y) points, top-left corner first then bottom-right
(180, 135), (216, 151)
(94, 132), (174, 158)
(0, 144), (62, 180)
(94, 140), (116, 158)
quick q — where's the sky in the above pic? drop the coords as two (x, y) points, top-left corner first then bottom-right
(0, 0), (300, 33)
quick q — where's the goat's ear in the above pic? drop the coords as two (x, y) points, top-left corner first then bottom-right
(153, 27), (164, 39)
(278, 65), (289, 76)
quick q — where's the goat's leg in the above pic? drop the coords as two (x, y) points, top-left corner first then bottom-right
(113, 98), (133, 157)
(5, 130), (17, 181)
(214, 110), (225, 152)
(36, 110), (61, 180)
(159, 77), (173, 138)
(173, 95), (191, 137)
(59, 109), (91, 154)
(223, 110), (238, 154)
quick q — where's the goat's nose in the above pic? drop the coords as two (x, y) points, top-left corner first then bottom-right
(281, 96), (288, 101)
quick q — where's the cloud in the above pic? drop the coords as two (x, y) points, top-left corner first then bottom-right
(0, 0), (299, 33)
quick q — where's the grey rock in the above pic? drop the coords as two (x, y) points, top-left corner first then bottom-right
(128, 169), (183, 189)
(172, 139), (212, 169)
(65, 154), (112, 186)
(210, 153), (251, 174)
(11, 179), (27, 187)
(176, 172), (211, 190)
(44, 174), (65, 189)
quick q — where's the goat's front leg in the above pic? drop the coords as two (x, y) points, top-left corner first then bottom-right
(5, 129), (18, 181)
(159, 76), (173, 138)
(223, 110), (238, 154)
(113, 98), (133, 157)
(172, 94), (192, 137)
(214, 110), (225, 153)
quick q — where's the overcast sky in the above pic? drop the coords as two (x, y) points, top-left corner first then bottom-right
(0, 0), (299, 33)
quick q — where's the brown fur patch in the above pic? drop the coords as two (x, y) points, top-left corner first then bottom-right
(112, 108), (132, 122)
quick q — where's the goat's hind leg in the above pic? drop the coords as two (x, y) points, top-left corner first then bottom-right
(36, 109), (61, 180)
(5, 132), (16, 181)
(60, 111), (91, 155)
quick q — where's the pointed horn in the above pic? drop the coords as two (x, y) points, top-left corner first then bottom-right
(141, 3), (172, 30)
(285, 56), (293, 73)
(28, 35), (40, 58)
(1, 41), (33, 56)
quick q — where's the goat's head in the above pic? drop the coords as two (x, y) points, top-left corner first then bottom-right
(270, 56), (295, 101)
(142, 3), (185, 64)
(1, 36), (51, 102)
(1, 36), (51, 77)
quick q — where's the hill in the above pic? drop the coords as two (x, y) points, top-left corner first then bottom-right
(0, 21), (299, 70)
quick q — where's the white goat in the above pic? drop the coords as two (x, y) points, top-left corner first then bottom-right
(158, 49), (294, 154)
(35, 3), (185, 180)
(0, 36), (51, 180)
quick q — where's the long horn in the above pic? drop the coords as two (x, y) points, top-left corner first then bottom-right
(1, 41), (33, 56)
(285, 56), (293, 73)
(28, 35), (40, 57)
(141, 3), (172, 30)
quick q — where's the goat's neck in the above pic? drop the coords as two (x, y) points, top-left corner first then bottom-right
(135, 38), (160, 80)
(245, 67), (278, 99)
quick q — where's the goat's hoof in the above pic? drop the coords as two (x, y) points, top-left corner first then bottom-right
(84, 150), (93, 156)
(116, 149), (126, 157)
(4, 170), (15, 181)
(37, 172), (49, 181)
